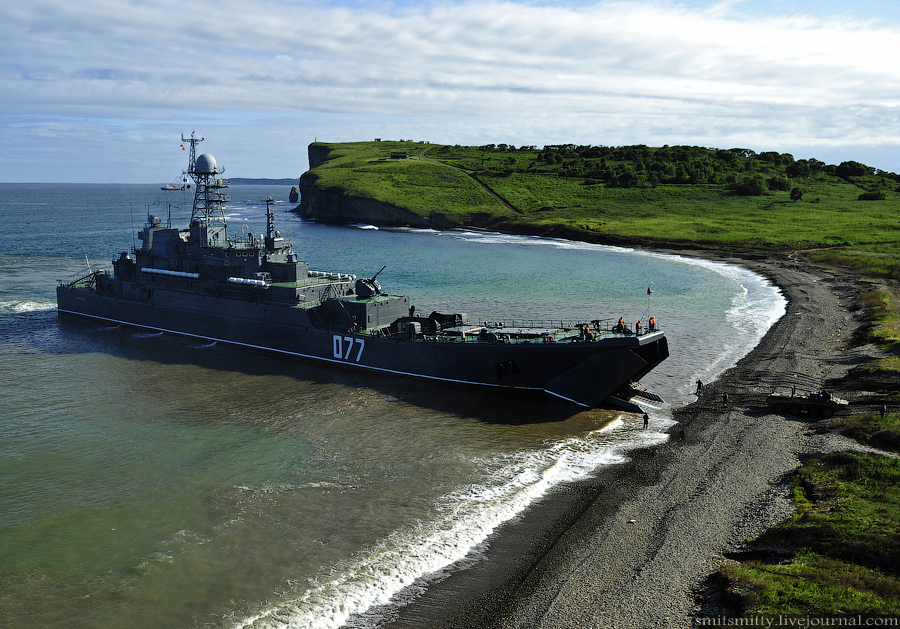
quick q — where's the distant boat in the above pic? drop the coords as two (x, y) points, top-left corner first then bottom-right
(161, 183), (181, 191)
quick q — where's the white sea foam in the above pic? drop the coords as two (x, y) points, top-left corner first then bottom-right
(349, 224), (379, 230)
(0, 299), (56, 314)
(394, 226), (636, 254)
(133, 331), (164, 338)
(231, 422), (669, 629)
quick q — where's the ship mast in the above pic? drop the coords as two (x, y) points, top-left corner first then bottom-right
(183, 132), (230, 247)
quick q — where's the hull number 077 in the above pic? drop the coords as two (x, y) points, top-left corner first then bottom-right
(333, 335), (365, 363)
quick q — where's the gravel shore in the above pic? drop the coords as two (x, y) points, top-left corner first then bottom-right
(380, 253), (888, 629)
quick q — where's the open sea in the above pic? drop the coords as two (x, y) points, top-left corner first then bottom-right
(0, 183), (786, 628)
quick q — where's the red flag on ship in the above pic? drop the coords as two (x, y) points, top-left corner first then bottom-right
(181, 144), (185, 150)
(647, 286), (652, 295)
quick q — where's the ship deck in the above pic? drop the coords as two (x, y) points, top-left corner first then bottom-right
(363, 319), (663, 345)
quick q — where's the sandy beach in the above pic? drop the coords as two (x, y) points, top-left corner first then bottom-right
(381, 252), (894, 628)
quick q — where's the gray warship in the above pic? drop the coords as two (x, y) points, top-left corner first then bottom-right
(57, 134), (669, 409)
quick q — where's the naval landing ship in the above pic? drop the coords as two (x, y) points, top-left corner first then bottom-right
(57, 135), (669, 409)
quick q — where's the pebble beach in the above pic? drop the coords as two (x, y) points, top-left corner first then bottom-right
(381, 252), (890, 629)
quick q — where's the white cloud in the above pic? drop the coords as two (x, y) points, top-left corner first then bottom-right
(2, 0), (900, 181)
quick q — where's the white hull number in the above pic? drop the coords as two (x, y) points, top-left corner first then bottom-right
(333, 334), (365, 363)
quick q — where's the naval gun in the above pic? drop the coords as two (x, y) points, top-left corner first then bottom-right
(355, 265), (386, 299)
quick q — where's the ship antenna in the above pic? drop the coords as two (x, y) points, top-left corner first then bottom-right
(264, 196), (275, 241)
(129, 203), (136, 252)
(181, 131), (203, 173)
(182, 132), (228, 247)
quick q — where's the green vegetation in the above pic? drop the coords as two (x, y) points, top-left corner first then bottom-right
(304, 141), (900, 277)
(724, 444), (900, 617)
(860, 290), (900, 353)
(836, 413), (900, 451)
(306, 141), (518, 223)
(855, 289), (900, 376)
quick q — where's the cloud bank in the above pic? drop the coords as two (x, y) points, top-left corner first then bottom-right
(2, 0), (899, 181)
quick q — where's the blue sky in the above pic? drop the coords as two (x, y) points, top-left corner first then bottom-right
(2, 0), (900, 182)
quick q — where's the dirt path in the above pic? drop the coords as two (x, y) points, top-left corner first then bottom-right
(419, 148), (523, 214)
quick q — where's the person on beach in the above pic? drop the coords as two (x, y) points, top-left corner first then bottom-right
(722, 392), (729, 407)
(696, 380), (703, 395)
(643, 413), (649, 429)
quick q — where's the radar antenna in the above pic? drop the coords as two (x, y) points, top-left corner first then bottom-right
(182, 132), (229, 247)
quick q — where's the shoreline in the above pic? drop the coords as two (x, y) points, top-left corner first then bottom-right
(379, 250), (882, 628)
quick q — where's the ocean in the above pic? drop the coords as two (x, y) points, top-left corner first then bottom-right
(0, 183), (786, 628)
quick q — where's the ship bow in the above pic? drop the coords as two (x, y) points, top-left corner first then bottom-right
(544, 333), (669, 407)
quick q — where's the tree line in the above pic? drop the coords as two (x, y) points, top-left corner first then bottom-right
(435, 144), (899, 198)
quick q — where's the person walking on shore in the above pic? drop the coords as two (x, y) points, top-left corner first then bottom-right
(643, 413), (649, 430)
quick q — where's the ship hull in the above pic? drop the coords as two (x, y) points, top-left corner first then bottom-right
(57, 285), (668, 408)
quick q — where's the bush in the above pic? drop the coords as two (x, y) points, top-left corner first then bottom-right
(768, 174), (792, 191)
(858, 190), (886, 201)
(731, 175), (768, 196)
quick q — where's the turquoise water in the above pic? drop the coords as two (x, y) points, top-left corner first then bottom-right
(0, 184), (785, 628)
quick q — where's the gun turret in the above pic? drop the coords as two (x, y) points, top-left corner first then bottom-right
(355, 265), (386, 299)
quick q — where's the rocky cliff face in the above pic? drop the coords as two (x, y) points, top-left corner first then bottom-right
(297, 171), (432, 227)
(297, 143), (441, 227)
(308, 144), (332, 169)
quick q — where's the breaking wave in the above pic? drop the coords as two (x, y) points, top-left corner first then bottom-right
(232, 420), (668, 629)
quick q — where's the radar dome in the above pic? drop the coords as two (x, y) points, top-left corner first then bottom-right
(195, 153), (217, 174)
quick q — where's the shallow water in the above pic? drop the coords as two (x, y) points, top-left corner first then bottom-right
(0, 183), (785, 628)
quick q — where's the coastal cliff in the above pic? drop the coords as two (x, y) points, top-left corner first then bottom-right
(307, 143), (332, 169)
(297, 171), (433, 227)
(297, 142), (464, 227)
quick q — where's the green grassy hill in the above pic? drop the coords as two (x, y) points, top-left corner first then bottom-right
(300, 141), (900, 277)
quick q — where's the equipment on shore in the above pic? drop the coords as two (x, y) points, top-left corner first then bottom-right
(766, 389), (848, 419)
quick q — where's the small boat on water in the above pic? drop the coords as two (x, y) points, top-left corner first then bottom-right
(57, 134), (669, 410)
(160, 183), (180, 191)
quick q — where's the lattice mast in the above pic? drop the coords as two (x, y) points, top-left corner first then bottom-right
(182, 131), (230, 246)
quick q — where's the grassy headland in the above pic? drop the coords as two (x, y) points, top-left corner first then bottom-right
(302, 141), (900, 277)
